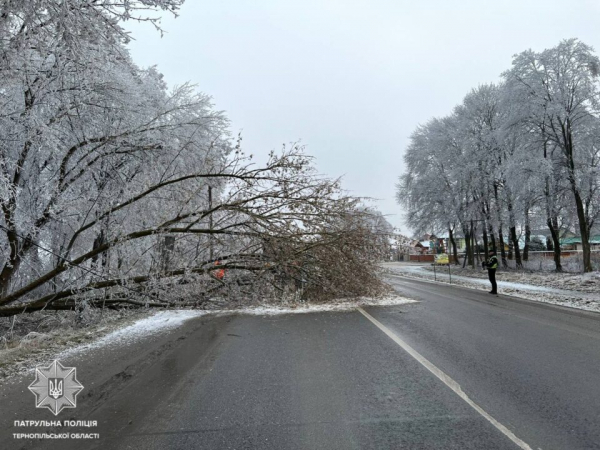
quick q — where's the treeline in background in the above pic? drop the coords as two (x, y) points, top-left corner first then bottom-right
(397, 39), (600, 273)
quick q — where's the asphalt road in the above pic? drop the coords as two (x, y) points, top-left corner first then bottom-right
(2, 275), (600, 449)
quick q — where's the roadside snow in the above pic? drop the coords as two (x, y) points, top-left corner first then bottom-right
(0, 296), (416, 385)
(57, 310), (209, 358)
(414, 263), (600, 294)
(241, 296), (416, 315)
(383, 262), (600, 313)
(58, 296), (417, 358)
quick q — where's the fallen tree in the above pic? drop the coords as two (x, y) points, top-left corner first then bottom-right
(0, 148), (390, 317)
(0, 1), (389, 317)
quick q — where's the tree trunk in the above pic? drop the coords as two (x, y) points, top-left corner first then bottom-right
(474, 232), (481, 266)
(507, 196), (522, 268)
(471, 220), (477, 268)
(509, 226), (522, 268)
(449, 227), (459, 265)
(492, 183), (507, 268)
(497, 226), (507, 268)
(573, 190), (592, 272)
(91, 230), (106, 269)
(562, 119), (592, 272)
(0, 259), (18, 298)
(547, 216), (562, 272)
(482, 219), (488, 254)
(160, 235), (176, 272)
(488, 223), (497, 255)
(544, 170), (562, 272)
(482, 201), (496, 255)
(523, 207), (531, 262)
(0, 208), (21, 297)
(208, 185), (214, 261)
(463, 225), (472, 268)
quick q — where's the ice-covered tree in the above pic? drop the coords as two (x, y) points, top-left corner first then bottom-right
(398, 39), (600, 273)
(0, 1), (388, 316)
(503, 39), (600, 272)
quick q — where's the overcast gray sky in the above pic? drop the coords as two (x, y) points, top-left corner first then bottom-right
(125, 0), (600, 234)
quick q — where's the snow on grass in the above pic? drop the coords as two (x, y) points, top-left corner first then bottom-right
(383, 262), (600, 313)
(391, 261), (600, 294)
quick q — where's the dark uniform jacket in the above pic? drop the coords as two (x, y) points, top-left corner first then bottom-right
(483, 255), (498, 270)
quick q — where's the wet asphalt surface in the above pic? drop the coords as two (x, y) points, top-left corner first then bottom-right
(2, 275), (600, 449)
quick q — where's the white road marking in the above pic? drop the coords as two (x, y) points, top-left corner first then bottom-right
(357, 307), (533, 450)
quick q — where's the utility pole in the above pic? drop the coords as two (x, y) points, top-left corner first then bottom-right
(208, 185), (214, 261)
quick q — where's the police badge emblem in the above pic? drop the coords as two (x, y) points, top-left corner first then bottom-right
(29, 360), (84, 416)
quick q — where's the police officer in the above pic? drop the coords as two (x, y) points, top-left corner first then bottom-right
(482, 250), (498, 294)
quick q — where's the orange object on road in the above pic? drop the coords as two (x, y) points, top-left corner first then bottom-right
(213, 260), (225, 280)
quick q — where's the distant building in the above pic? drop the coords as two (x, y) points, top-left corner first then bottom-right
(412, 234), (447, 254)
(560, 235), (600, 251)
(412, 240), (426, 254)
(558, 225), (600, 251)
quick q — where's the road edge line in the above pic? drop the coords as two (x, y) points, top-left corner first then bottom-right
(357, 306), (532, 450)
